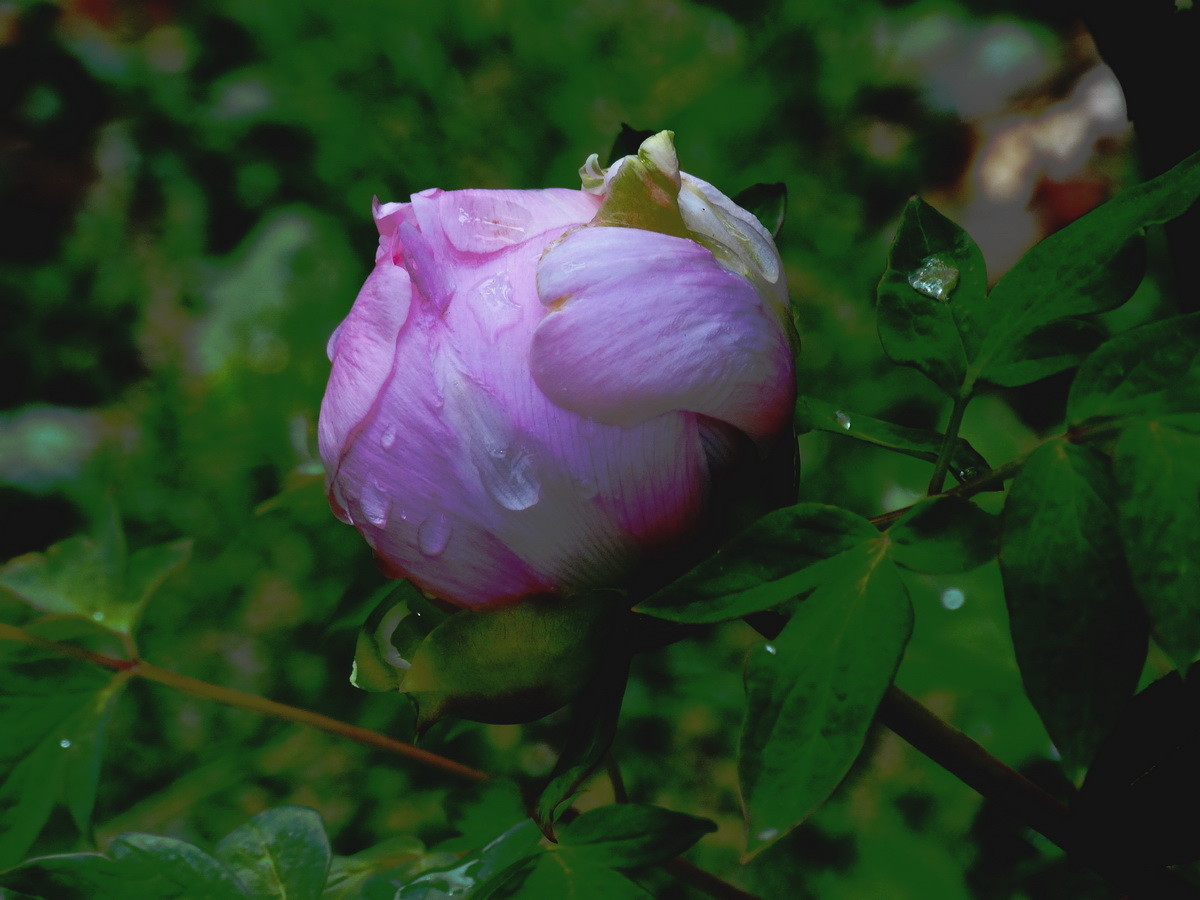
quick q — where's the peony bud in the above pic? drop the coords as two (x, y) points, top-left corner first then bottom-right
(319, 132), (796, 609)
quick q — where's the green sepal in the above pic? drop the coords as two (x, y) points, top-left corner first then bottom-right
(589, 131), (690, 239)
(401, 592), (623, 728)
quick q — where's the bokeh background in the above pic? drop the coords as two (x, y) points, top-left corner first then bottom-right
(0, 0), (1173, 896)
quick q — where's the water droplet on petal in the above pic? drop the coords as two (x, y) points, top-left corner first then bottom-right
(331, 480), (355, 524)
(479, 443), (541, 511)
(834, 410), (852, 431)
(449, 198), (534, 252)
(907, 255), (960, 301)
(756, 828), (780, 843)
(360, 476), (391, 527)
(418, 513), (453, 557)
(940, 587), (966, 610)
(380, 424), (398, 449)
(573, 475), (598, 499)
(59, 738), (71, 749)
(469, 274), (521, 341)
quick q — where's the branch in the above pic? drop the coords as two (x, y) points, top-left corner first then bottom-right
(0, 622), (756, 900)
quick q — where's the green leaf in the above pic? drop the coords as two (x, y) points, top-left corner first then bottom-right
(1068, 312), (1200, 425)
(399, 592), (620, 728)
(556, 804), (716, 869)
(0, 836), (247, 900)
(795, 395), (993, 483)
(977, 318), (1105, 388)
(739, 541), (913, 854)
(323, 835), (434, 900)
(534, 653), (631, 837)
(1113, 419), (1200, 668)
(635, 504), (878, 624)
(214, 807), (331, 900)
(520, 853), (653, 899)
(395, 820), (542, 899)
(0, 507), (190, 636)
(974, 149), (1200, 386)
(887, 496), (999, 574)
(999, 441), (1148, 777)
(876, 197), (986, 397)
(0, 641), (129, 868)
(732, 182), (787, 238)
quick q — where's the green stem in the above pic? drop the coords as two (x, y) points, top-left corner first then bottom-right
(927, 393), (970, 495)
(0, 622), (755, 900)
(0, 622), (489, 783)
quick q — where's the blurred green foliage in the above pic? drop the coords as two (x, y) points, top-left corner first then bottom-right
(0, 0), (1177, 896)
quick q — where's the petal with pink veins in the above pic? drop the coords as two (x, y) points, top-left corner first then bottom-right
(532, 227), (794, 444)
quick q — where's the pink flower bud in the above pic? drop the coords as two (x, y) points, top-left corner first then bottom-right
(319, 132), (796, 608)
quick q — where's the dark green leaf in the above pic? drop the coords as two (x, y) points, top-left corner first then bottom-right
(732, 182), (787, 237)
(0, 643), (128, 868)
(1073, 666), (1200, 867)
(1000, 441), (1148, 776)
(1113, 419), (1200, 668)
(520, 853), (653, 899)
(876, 198), (986, 396)
(887, 496), (999, 574)
(635, 504), (877, 623)
(1068, 312), (1200, 425)
(323, 835), (435, 900)
(0, 507), (190, 636)
(534, 652), (631, 837)
(0, 836), (247, 900)
(739, 542), (912, 854)
(556, 804), (716, 869)
(977, 318), (1105, 388)
(395, 820), (542, 899)
(795, 395), (993, 484)
(214, 806), (330, 900)
(976, 149), (1200, 386)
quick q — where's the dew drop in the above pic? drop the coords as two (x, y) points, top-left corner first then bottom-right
(907, 255), (960, 301)
(380, 424), (398, 449)
(91, 611), (105, 622)
(940, 587), (966, 610)
(470, 274), (521, 340)
(756, 828), (780, 843)
(834, 410), (852, 431)
(418, 512), (453, 557)
(451, 199), (533, 252)
(59, 738), (71, 749)
(478, 443), (541, 511)
(360, 476), (391, 527)
(331, 480), (355, 525)
(764, 643), (777, 655)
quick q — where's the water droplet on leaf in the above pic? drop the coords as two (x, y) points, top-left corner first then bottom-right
(834, 410), (852, 431)
(756, 827), (780, 842)
(907, 255), (960, 301)
(91, 611), (105, 622)
(764, 643), (777, 655)
(418, 512), (453, 557)
(59, 738), (71, 749)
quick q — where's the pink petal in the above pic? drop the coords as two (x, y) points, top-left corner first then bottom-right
(434, 188), (600, 255)
(318, 260), (413, 480)
(532, 227), (794, 444)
